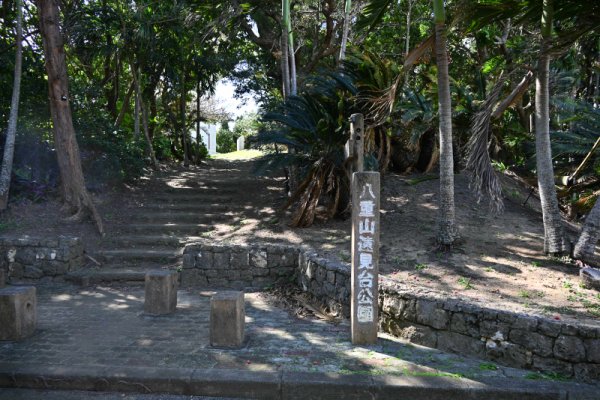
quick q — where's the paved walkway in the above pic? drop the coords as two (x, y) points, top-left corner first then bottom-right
(0, 283), (598, 399)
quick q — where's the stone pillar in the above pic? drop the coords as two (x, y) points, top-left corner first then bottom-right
(0, 286), (36, 341)
(351, 172), (380, 345)
(0, 268), (5, 288)
(210, 291), (245, 348)
(144, 270), (178, 315)
(236, 135), (245, 151)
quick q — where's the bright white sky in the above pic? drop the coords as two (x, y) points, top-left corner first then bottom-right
(214, 79), (259, 119)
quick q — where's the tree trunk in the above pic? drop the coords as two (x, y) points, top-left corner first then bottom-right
(36, 0), (103, 234)
(433, 1), (457, 247)
(574, 198), (600, 263)
(113, 80), (134, 129)
(280, 1), (290, 99)
(282, 0), (297, 95)
(134, 68), (140, 138)
(181, 72), (189, 167)
(0, 0), (23, 210)
(339, 0), (351, 63)
(535, 0), (567, 254)
(141, 99), (158, 170)
(405, 0), (413, 56)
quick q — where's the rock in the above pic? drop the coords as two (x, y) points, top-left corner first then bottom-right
(584, 338), (600, 363)
(509, 329), (553, 357)
(554, 335), (586, 363)
(486, 340), (531, 369)
(416, 299), (449, 329)
(580, 267), (600, 291)
(438, 331), (484, 358)
(384, 320), (437, 348)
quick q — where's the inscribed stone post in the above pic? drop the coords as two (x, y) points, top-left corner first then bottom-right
(351, 171), (380, 345)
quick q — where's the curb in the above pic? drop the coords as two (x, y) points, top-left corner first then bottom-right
(1, 363), (598, 399)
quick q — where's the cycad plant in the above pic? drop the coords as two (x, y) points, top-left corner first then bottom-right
(252, 73), (357, 227)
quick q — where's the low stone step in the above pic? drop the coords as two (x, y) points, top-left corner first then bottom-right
(136, 203), (231, 212)
(102, 235), (202, 247)
(147, 194), (234, 203)
(129, 212), (232, 223)
(119, 223), (215, 235)
(160, 187), (238, 194)
(66, 268), (169, 285)
(96, 248), (183, 263)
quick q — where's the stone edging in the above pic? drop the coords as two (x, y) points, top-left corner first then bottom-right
(0, 236), (84, 282)
(183, 241), (600, 382)
(1, 363), (597, 399)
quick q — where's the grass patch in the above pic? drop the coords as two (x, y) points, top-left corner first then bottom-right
(415, 263), (428, 271)
(478, 362), (498, 371)
(402, 367), (464, 379)
(525, 372), (570, 381)
(519, 290), (531, 298)
(211, 149), (264, 160)
(458, 277), (474, 290)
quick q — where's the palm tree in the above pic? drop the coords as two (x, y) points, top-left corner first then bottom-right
(433, 0), (457, 246)
(535, 0), (568, 254)
(0, 0), (23, 210)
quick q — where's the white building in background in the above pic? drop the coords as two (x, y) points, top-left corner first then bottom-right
(191, 123), (217, 155)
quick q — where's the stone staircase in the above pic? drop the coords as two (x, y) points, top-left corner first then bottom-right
(67, 161), (261, 285)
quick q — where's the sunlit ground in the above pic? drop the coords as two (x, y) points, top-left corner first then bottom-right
(211, 149), (264, 160)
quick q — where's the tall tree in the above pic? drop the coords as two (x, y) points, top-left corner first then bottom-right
(0, 0), (23, 210)
(339, 0), (352, 62)
(535, 0), (567, 254)
(36, 0), (103, 234)
(433, 0), (457, 246)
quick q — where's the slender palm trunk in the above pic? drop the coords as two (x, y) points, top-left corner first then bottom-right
(281, 0), (291, 98)
(405, 0), (413, 56)
(574, 199), (600, 263)
(433, 0), (456, 246)
(535, 0), (566, 254)
(339, 0), (351, 62)
(37, 0), (103, 234)
(0, 0), (23, 210)
(280, 35), (290, 99)
(181, 72), (189, 167)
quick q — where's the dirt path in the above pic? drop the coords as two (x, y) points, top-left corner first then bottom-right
(2, 157), (599, 325)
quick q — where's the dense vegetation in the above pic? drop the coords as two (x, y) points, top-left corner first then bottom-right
(0, 1), (599, 257)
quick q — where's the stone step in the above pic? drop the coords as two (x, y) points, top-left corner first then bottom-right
(159, 187), (238, 194)
(129, 212), (233, 223)
(102, 234), (202, 247)
(145, 194), (234, 203)
(118, 223), (215, 235)
(65, 268), (167, 285)
(96, 248), (183, 263)
(136, 203), (231, 212)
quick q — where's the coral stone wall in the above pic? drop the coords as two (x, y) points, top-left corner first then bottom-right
(0, 236), (84, 281)
(183, 240), (600, 382)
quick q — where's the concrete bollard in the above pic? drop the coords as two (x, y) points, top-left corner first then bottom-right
(0, 269), (5, 288)
(144, 270), (178, 315)
(210, 291), (245, 348)
(0, 286), (36, 341)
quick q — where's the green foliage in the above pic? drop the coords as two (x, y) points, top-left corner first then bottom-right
(216, 123), (239, 153)
(252, 72), (357, 226)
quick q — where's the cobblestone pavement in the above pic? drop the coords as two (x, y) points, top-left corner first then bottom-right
(0, 283), (596, 393)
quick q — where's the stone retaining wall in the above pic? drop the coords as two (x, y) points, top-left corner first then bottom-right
(0, 236), (84, 281)
(181, 243), (298, 289)
(183, 241), (600, 382)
